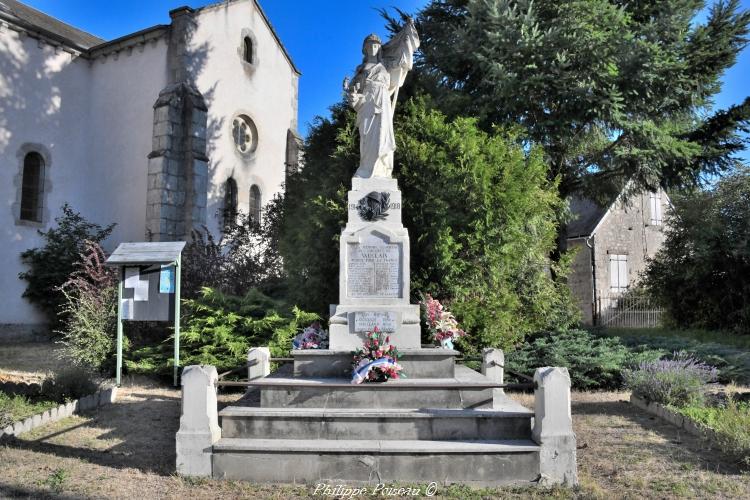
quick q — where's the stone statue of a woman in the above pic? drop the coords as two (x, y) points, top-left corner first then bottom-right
(344, 19), (420, 179)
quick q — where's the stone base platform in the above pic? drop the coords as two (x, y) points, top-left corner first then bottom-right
(292, 348), (459, 378)
(212, 438), (540, 486)
(257, 365), (496, 409)
(220, 405), (533, 441)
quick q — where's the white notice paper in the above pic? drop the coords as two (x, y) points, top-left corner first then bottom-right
(121, 298), (133, 320)
(134, 280), (149, 301)
(124, 267), (140, 288)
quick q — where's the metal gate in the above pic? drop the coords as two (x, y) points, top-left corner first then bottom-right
(596, 293), (663, 328)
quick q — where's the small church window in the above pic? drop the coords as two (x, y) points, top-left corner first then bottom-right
(20, 152), (45, 222)
(249, 185), (261, 224)
(232, 114), (258, 155)
(609, 254), (628, 293)
(649, 191), (662, 226)
(224, 177), (238, 227)
(243, 36), (253, 64)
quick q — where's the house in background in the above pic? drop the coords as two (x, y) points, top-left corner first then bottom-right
(0, 0), (300, 339)
(566, 190), (671, 326)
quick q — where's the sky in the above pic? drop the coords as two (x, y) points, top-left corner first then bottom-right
(19, 0), (750, 160)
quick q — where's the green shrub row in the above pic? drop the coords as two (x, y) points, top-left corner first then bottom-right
(611, 333), (750, 385)
(505, 329), (662, 390)
(126, 287), (318, 377)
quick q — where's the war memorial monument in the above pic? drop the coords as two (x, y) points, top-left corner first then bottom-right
(176, 20), (578, 486)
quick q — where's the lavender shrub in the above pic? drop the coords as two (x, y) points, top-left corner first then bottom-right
(623, 353), (718, 407)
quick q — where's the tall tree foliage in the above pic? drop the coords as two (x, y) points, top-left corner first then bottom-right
(412, 0), (750, 201)
(644, 168), (750, 333)
(281, 98), (578, 349)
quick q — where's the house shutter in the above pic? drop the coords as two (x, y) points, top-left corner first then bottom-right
(650, 191), (662, 225)
(609, 254), (628, 293)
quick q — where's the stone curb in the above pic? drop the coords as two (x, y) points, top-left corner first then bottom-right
(630, 394), (723, 447)
(0, 387), (118, 440)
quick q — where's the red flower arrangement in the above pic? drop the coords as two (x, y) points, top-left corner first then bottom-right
(421, 294), (467, 349)
(351, 327), (403, 383)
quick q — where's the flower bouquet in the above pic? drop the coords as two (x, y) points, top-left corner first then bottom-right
(351, 327), (404, 384)
(421, 294), (466, 349)
(292, 321), (329, 350)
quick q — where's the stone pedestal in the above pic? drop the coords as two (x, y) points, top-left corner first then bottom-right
(329, 177), (421, 350)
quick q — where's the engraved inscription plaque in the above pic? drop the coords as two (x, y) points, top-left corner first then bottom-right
(354, 311), (397, 332)
(347, 239), (401, 298)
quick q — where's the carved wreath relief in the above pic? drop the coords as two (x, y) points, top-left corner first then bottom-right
(357, 191), (390, 221)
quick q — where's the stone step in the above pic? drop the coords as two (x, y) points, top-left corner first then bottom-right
(212, 438), (541, 485)
(258, 366), (496, 409)
(292, 348), (458, 378)
(219, 407), (533, 440)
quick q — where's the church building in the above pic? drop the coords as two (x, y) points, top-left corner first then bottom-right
(0, 0), (300, 338)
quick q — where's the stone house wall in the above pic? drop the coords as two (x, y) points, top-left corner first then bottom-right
(568, 191), (670, 325)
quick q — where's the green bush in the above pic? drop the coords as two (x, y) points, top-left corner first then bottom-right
(19, 204), (115, 332)
(677, 397), (750, 467)
(182, 202), (286, 300)
(41, 366), (100, 402)
(643, 168), (750, 333)
(127, 287), (318, 376)
(623, 355), (718, 407)
(505, 329), (661, 390)
(58, 241), (121, 373)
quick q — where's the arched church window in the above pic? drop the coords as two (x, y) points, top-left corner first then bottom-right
(243, 36), (253, 64)
(249, 185), (261, 224)
(232, 114), (258, 155)
(20, 152), (44, 222)
(224, 177), (238, 227)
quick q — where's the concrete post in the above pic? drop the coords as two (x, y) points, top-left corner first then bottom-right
(482, 348), (505, 406)
(532, 367), (578, 486)
(248, 347), (271, 380)
(481, 348), (504, 383)
(176, 365), (220, 477)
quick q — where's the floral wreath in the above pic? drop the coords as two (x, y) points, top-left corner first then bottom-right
(351, 327), (404, 383)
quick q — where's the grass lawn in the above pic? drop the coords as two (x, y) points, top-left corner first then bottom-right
(0, 392), (58, 428)
(1, 382), (748, 499)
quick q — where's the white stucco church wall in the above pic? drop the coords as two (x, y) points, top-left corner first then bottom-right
(0, 0), (299, 338)
(189, 1), (298, 236)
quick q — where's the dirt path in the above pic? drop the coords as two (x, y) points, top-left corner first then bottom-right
(0, 386), (747, 499)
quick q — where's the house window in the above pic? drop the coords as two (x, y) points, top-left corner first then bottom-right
(243, 36), (253, 64)
(20, 152), (45, 222)
(249, 185), (261, 224)
(649, 191), (662, 226)
(224, 177), (238, 227)
(609, 254), (628, 293)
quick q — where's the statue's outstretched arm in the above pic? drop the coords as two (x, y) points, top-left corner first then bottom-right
(382, 19), (420, 110)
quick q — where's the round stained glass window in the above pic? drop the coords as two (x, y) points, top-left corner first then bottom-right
(232, 114), (258, 155)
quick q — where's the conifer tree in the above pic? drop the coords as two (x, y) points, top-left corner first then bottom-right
(413, 0), (750, 201)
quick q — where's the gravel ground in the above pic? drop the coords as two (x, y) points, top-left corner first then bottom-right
(0, 342), (66, 383)
(0, 384), (748, 499)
